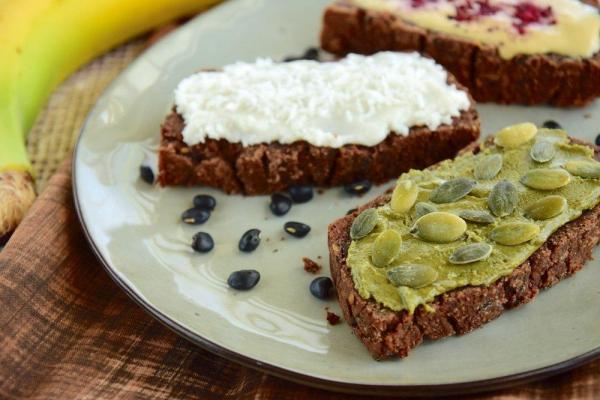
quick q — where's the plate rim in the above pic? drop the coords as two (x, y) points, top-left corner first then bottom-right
(71, 1), (600, 396)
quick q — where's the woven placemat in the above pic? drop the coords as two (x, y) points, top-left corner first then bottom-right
(26, 40), (146, 191)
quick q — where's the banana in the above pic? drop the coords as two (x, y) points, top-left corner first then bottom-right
(0, 0), (222, 238)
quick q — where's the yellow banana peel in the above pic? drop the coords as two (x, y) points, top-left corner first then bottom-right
(0, 0), (223, 237)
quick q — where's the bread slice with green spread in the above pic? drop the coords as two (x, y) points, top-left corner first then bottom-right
(321, 0), (600, 106)
(328, 123), (600, 359)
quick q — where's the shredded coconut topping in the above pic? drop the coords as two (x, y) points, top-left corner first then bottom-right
(174, 52), (471, 148)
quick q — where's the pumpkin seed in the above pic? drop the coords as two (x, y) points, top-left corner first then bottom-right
(488, 180), (518, 217)
(521, 168), (571, 190)
(429, 178), (475, 204)
(415, 202), (437, 219)
(530, 140), (556, 163)
(371, 229), (402, 268)
(411, 212), (467, 243)
(494, 123), (537, 148)
(391, 180), (419, 214)
(563, 160), (600, 179)
(470, 185), (491, 198)
(387, 264), (438, 288)
(474, 154), (503, 180)
(458, 210), (495, 224)
(490, 222), (540, 246)
(350, 209), (378, 240)
(397, 286), (419, 313)
(537, 127), (568, 139)
(524, 195), (567, 220)
(449, 243), (493, 264)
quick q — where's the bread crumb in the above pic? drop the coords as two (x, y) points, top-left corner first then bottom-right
(325, 308), (341, 325)
(303, 257), (322, 274)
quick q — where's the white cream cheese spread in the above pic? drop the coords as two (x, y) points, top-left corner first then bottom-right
(350, 0), (600, 59)
(174, 52), (471, 148)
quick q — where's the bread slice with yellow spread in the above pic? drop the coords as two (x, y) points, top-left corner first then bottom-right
(328, 123), (600, 359)
(321, 0), (600, 106)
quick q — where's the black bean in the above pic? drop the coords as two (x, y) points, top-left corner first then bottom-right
(344, 179), (372, 196)
(140, 165), (154, 184)
(346, 208), (358, 215)
(288, 185), (314, 203)
(542, 120), (561, 129)
(193, 194), (216, 211)
(191, 232), (214, 253)
(239, 229), (261, 252)
(283, 47), (320, 62)
(284, 221), (311, 238)
(227, 269), (260, 290)
(310, 277), (333, 300)
(269, 193), (292, 216)
(596, 133), (600, 146)
(302, 47), (320, 60)
(181, 208), (210, 225)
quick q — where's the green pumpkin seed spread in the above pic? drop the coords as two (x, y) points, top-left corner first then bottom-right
(346, 126), (600, 314)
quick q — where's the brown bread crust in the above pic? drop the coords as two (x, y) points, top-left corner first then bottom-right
(320, 1), (600, 107)
(327, 141), (600, 359)
(158, 107), (479, 195)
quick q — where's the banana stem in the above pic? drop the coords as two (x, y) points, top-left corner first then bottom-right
(0, 97), (35, 239)
(0, 170), (36, 238)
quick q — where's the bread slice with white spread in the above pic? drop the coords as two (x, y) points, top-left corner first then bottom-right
(158, 52), (479, 194)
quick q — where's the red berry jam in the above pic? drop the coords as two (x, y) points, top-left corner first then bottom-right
(513, 2), (555, 34)
(453, 0), (501, 21)
(411, 0), (436, 8)
(407, 0), (556, 34)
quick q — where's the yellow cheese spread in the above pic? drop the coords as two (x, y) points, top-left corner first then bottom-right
(351, 0), (600, 59)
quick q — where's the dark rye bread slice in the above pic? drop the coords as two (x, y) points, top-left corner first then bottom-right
(327, 139), (600, 359)
(158, 106), (479, 195)
(320, 1), (600, 107)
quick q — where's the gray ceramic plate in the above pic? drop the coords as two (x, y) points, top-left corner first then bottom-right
(73, 0), (600, 396)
